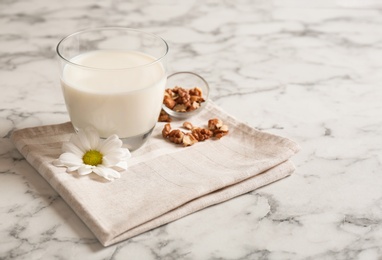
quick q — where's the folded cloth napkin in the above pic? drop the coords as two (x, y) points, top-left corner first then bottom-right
(11, 101), (300, 246)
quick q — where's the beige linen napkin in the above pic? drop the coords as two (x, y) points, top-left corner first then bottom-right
(11, 101), (300, 246)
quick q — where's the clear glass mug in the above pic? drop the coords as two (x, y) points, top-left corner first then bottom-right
(56, 27), (168, 151)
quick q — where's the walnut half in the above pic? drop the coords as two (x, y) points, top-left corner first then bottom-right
(208, 118), (229, 139)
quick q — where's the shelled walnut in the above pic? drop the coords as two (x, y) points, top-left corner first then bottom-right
(208, 118), (229, 139)
(214, 125), (229, 139)
(168, 129), (184, 144)
(162, 123), (172, 138)
(158, 109), (172, 122)
(182, 121), (194, 130)
(162, 123), (196, 147)
(162, 118), (229, 147)
(191, 128), (213, 141)
(163, 86), (205, 113)
(183, 133), (198, 146)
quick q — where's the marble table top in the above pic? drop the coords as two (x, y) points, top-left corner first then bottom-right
(1, 0), (382, 259)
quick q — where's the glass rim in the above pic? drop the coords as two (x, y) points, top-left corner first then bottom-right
(56, 27), (169, 71)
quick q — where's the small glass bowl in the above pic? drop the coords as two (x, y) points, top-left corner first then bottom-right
(162, 71), (209, 119)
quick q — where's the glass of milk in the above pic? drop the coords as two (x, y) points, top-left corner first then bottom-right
(56, 28), (168, 151)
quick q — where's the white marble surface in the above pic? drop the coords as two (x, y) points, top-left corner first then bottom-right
(1, 0), (382, 259)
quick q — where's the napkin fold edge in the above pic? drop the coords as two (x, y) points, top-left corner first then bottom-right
(106, 159), (295, 246)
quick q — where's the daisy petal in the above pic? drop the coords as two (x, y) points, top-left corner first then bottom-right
(99, 135), (122, 154)
(101, 156), (117, 167)
(53, 159), (64, 167)
(75, 127), (99, 151)
(58, 152), (83, 167)
(62, 142), (84, 157)
(103, 152), (124, 165)
(122, 148), (132, 159)
(101, 146), (131, 166)
(69, 134), (86, 152)
(78, 165), (93, 175)
(78, 129), (92, 151)
(93, 166), (121, 181)
(67, 165), (81, 172)
(114, 160), (128, 171)
(84, 127), (100, 149)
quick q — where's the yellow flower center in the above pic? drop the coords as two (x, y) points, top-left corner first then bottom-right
(82, 150), (103, 166)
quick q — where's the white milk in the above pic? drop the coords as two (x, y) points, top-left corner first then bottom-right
(61, 50), (166, 138)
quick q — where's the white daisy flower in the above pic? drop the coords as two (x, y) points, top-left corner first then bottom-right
(54, 127), (131, 181)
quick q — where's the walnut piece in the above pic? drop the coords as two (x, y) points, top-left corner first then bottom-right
(189, 101), (200, 111)
(163, 86), (205, 113)
(175, 87), (190, 106)
(220, 125), (229, 132)
(190, 95), (204, 103)
(189, 87), (203, 97)
(162, 123), (171, 138)
(173, 104), (188, 112)
(163, 96), (176, 109)
(208, 118), (223, 130)
(168, 129), (184, 144)
(191, 128), (213, 141)
(162, 118), (228, 147)
(158, 109), (172, 122)
(182, 121), (194, 130)
(208, 118), (229, 139)
(183, 133), (198, 146)
(214, 127), (229, 139)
